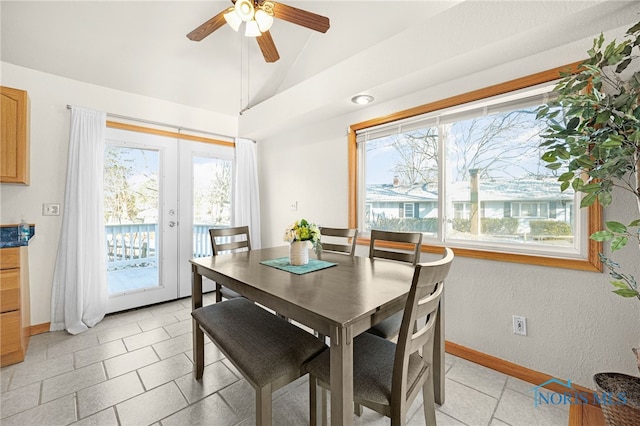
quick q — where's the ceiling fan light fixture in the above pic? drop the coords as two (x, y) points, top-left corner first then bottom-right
(223, 8), (242, 32)
(351, 94), (375, 105)
(245, 20), (262, 37)
(254, 9), (274, 32)
(235, 0), (255, 22)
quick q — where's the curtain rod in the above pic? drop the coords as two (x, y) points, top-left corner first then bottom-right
(66, 104), (235, 141)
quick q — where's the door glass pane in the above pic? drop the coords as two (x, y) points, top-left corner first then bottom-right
(192, 155), (232, 258)
(104, 145), (160, 294)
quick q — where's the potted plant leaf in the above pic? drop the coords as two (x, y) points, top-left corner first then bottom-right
(536, 21), (640, 423)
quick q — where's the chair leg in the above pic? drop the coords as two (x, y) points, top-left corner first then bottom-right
(423, 369), (437, 425)
(256, 384), (272, 426)
(309, 375), (318, 426)
(354, 402), (363, 416)
(215, 283), (222, 303)
(193, 322), (204, 379)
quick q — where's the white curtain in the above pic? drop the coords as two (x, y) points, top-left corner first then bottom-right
(233, 137), (261, 248)
(50, 107), (108, 334)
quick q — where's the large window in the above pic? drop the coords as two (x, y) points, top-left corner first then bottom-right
(349, 64), (601, 271)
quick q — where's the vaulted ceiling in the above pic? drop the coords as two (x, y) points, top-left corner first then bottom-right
(2, 1), (639, 133)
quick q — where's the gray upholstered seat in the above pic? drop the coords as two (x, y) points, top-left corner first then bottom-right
(367, 229), (423, 340)
(306, 248), (453, 425)
(192, 297), (327, 425)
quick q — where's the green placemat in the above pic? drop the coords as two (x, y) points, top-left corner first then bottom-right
(260, 257), (338, 275)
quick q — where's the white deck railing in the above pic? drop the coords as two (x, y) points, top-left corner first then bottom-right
(106, 223), (221, 270)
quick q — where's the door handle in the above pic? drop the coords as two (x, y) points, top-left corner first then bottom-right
(169, 221), (176, 227)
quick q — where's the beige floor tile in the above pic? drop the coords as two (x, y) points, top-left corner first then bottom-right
(175, 359), (239, 404)
(77, 371), (144, 419)
(153, 332), (192, 359)
(115, 381), (188, 425)
(46, 332), (99, 358)
(122, 327), (170, 351)
(494, 387), (569, 426)
(446, 357), (509, 398)
(161, 393), (239, 426)
(164, 319), (192, 337)
(138, 353), (193, 389)
(71, 407), (119, 426)
(74, 339), (127, 369)
(8, 353), (74, 390)
(0, 382), (40, 419)
(41, 362), (106, 403)
(137, 312), (179, 332)
(97, 322), (142, 344)
(1, 394), (76, 426)
(437, 378), (498, 425)
(104, 346), (159, 378)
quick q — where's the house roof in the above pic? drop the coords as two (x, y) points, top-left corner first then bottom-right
(366, 178), (575, 204)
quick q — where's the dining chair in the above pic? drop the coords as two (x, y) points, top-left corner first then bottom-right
(367, 229), (423, 339)
(318, 226), (358, 256)
(192, 297), (327, 426)
(306, 247), (454, 426)
(209, 226), (251, 302)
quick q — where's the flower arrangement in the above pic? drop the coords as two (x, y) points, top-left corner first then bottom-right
(283, 218), (321, 251)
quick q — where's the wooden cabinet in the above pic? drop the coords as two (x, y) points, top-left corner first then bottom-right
(0, 247), (30, 366)
(1, 86), (30, 184)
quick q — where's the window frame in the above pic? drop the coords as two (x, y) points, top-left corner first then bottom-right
(348, 62), (602, 272)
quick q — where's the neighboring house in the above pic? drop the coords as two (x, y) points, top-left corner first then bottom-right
(366, 177), (574, 235)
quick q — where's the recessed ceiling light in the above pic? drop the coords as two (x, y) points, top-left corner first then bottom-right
(351, 95), (374, 105)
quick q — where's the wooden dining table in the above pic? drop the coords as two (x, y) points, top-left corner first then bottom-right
(190, 246), (445, 425)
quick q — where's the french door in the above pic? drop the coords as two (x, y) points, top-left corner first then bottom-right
(104, 127), (233, 313)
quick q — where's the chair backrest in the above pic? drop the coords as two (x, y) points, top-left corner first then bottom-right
(391, 247), (454, 416)
(369, 230), (423, 265)
(209, 226), (251, 255)
(318, 227), (358, 256)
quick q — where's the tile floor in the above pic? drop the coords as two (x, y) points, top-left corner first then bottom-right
(0, 295), (569, 425)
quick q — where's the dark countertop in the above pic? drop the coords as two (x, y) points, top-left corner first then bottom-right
(0, 224), (35, 248)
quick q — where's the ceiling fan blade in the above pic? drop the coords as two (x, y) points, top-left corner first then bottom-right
(187, 9), (227, 41)
(256, 31), (280, 63)
(272, 2), (330, 33)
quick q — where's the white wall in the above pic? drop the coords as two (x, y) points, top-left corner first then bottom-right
(0, 62), (238, 327)
(254, 36), (640, 389)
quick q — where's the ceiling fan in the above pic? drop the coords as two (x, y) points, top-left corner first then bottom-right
(187, 0), (330, 63)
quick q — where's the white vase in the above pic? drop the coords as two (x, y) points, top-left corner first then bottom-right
(289, 241), (309, 265)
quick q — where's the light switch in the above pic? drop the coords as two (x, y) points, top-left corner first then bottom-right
(290, 201), (298, 211)
(43, 203), (60, 216)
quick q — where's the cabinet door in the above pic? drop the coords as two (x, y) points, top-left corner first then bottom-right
(0, 86), (29, 184)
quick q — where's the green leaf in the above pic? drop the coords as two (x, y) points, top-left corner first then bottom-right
(613, 288), (640, 298)
(610, 236), (628, 252)
(610, 281), (629, 289)
(558, 171), (575, 182)
(581, 193), (598, 207)
(598, 191), (612, 207)
(590, 230), (614, 241)
(546, 162), (563, 170)
(560, 181), (570, 192)
(606, 221), (628, 233)
(595, 110), (611, 124)
(580, 183), (601, 193)
(566, 117), (580, 130)
(629, 219), (640, 227)
(541, 152), (557, 162)
(556, 147), (571, 160)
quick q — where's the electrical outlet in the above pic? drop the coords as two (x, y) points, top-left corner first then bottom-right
(513, 315), (527, 336)
(43, 203), (61, 216)
(290, 201), (298, 211)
